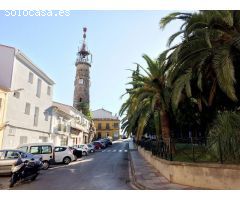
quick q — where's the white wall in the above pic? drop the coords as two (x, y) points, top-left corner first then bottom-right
(1, 49), (54, 149)
(2, 126), (50, 148)
(0, 45), (15, 89)
(5, 57), (53, 133)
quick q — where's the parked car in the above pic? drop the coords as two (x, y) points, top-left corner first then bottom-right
(0, 149), (42, 175)
(68, 147), (82, 159)
(98, 139), (111, 147)
(87, 144), (95, 153)
(17, 143), (55, 170)
(73, 144), (89, 156)
(103, 138), (112, 146)
(92, 141), (104, 150)
(96, 140), (107, 148)
(54, 146), (75, 164)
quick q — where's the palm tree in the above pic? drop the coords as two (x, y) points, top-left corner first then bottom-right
(161, 11), (240, 109)
(119, 54), (172, 144)
(159, 11), (240, 139)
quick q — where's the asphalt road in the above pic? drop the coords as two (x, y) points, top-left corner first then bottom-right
(2, 140), (133, 190)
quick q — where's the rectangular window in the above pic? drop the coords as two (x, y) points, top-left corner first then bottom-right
(30, 146), (41, 154)
(41, 146), (52, 154)
(58, 124), (62, 131)
(44, 112), (48, 121)
(18, 146), (28, 153)
(5, 151), (19, 159)
(0, 151), (5, 159)
(28, 72), (33, 84)
(19, 136), (28, 145)
(24, 102), (31, 115)
(98, 123), (102, 129)
(47, 86), (51, 96)
(34, 107), (39, 126)
(114, 123), (119, 128)
(106, 123), (110, 130)
(36, 78), (42, 97)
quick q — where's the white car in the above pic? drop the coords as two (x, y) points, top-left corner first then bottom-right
(54, 146), (76, 164)
(18, 143), (55, 170)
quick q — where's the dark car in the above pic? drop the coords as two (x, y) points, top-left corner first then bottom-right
(103, 138), (112, 146)
(68, 147), (82, 159)
(92, 141), (104, 149)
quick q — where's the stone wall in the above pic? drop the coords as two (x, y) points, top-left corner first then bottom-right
(138, 147), (240, 189)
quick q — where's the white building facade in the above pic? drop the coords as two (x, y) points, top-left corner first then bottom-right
(49, 102), (91, 146)
(0, 44), (54, 149)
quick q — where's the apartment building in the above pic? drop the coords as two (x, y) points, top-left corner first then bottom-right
(0, 44), (54, 149)
(92, 108), (120, 140)
(50, 102), (91, 146)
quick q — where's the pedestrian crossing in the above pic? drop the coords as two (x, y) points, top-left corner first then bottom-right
(101, 149), (128, 153)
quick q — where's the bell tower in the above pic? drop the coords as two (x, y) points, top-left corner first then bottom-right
(73, 27), (92, 115)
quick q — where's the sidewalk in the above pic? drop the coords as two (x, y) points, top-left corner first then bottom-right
(128, 140), (193, 190)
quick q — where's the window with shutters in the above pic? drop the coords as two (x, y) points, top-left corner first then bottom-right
(24, 103), (31, 115)
(36, 79), (42, 97)
(34, 107), (39, 126)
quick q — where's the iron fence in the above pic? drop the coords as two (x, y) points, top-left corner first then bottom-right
(136, 136), (228, 164)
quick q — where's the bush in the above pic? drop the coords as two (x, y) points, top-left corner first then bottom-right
(208, 111), (240, 163)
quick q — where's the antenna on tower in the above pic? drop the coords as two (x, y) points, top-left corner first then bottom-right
(76, 27), (92, 65)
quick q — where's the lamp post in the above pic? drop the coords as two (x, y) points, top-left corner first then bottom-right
(0, 88), (24, 149)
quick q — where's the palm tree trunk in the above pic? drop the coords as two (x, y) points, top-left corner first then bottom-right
(160, 110), (171, 140)
(160, 110), (175, 155)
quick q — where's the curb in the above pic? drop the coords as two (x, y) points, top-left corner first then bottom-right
(128, 149), (150, 190)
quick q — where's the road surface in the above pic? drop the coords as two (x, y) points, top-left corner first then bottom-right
(3, 140), (133, 190)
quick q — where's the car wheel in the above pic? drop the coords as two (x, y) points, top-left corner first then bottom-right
(42, 161), (49, 170)
(63, 157), (71, 164)
(82, 151), (87, 156)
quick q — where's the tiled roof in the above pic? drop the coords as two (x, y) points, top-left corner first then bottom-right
(92, 108), (119, 120)
(52, 101), (85, 118)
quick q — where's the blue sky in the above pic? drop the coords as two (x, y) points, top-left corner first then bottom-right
(0, 10), (182, 116)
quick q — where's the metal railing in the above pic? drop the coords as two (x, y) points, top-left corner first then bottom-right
(136, 136), (230, 164)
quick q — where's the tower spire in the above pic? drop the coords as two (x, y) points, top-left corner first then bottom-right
(76, 27), (91, 65)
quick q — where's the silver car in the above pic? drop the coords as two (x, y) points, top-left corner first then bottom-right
(87, 143), (95, 153)
(0, 149), (42, 175)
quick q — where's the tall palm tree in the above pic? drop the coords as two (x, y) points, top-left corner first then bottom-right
(160, 11), (240, 112)
(119, 54), (172, 143)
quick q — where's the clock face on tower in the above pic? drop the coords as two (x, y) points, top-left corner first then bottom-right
(79, 79), (84, 84)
